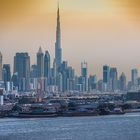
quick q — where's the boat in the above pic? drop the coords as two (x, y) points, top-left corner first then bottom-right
(62, 110), (99, 117)
(109, 108), (125, 115)
(99, 108), (125, 116)
(16, 112), (58, 118)
(99, 108), (110, 115)
(10, 109), (58, 118)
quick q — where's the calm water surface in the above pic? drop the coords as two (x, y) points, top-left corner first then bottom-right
(0, 113), (140, 140)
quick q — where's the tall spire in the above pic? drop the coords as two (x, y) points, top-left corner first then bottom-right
(55, 1), (62, 69)
(57, 1), (60, 19)
(56, 1), (61, 48)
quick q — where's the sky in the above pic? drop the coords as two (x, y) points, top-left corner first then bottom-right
(0, 0), (140, 80)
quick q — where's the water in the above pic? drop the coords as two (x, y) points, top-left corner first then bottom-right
(0, 113), (140, 140)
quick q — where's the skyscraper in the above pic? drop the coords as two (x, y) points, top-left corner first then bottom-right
(30, 65), (38, 78)
(88, 75), (97, 91)
(103, 65), (110, 91)
(131, 69), (138, 90)
(81, 62), (88, 91)
(0, 52), (2, 81)
(119, 72), (126, 91)
(44, 51), (50, 78)
(103, 65), (110, 83)
(14, 53), (30, 91)
(3, 64), (11, 82)
(37, 47), (44, 78)
(55, 3), (62, 69)
(110, 67), (118, 91)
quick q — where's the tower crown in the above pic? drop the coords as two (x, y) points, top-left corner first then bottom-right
(38, 47), (43, 54)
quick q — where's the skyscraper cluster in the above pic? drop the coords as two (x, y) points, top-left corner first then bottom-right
(0, 6), (140, 94)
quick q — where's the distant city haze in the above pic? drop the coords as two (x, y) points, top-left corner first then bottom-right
(0, 0), (140, 80)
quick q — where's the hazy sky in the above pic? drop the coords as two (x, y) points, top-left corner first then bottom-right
(0, 0), (140, 80)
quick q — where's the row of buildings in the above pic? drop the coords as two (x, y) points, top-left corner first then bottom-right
(0, 6), (140, 94)
(0, 49), (140, 94)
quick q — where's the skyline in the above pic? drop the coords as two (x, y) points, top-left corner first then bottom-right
(1, 0), (140, 79)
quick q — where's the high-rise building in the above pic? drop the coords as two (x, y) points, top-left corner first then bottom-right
(30, 65), (38, 78)
(30, 65), (38, 91)
(44, 51), (50, 78)
(14, 53), (30, 91)
(98, 80), (103, 92)
(131, 69), (138, 89)
(103, 65), (110, 91)
(0, 89), (4, 105)
(55, 4), (62, 69)
(3, 64), (11, 90)
(3, 64), (11, 82)
(12, 72), (19, 90)
(138, 77), (140, 86)
(127, 81), (132, 91)
(0, 52), (2, 81)
(37, 47), (44, 78)
(81, 62), (88, 91)
(103, 65), (110, 83)
(119, 72), (126, 91)
(88, 75), (97, 91)
(57, 72), (63, 92)
(110, 67), (118, 91)
(44, 51), (51, 91)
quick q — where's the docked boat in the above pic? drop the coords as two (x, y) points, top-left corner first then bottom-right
(62, 111), (99, 117)
(109, 108), (125, 115)
(17, 112), (58, 118)
(99, 108), (125, 116)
